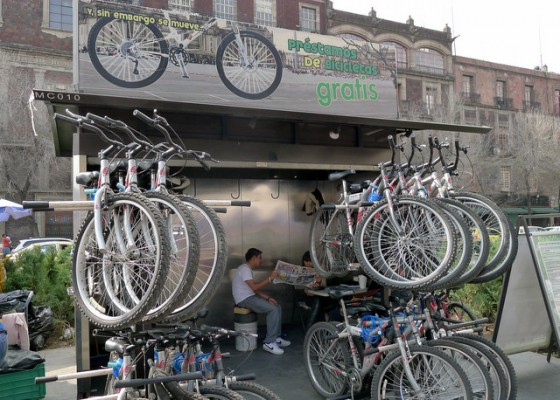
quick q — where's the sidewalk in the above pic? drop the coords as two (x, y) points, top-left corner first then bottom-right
(38, 335), (560, 399)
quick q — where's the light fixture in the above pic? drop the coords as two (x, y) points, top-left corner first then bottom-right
(329, 126), (341, 140)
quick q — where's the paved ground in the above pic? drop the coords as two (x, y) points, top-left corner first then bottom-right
(37, 325), (560, 399)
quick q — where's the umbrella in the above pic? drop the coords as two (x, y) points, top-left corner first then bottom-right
(0, 199), (32, 222)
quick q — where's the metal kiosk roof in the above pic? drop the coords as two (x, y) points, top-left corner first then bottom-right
(34, 89), (491, 180)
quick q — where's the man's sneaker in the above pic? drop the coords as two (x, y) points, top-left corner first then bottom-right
(276, 337), (291, 347)
(263, 342), (284, 355)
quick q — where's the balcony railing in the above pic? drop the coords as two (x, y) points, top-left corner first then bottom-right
(523, 100), (541, 112)
(461, 92), (480, 105)
(495, 97), (513, 109)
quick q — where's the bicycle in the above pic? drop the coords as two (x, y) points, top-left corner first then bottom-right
(87, 8), (283, 99)
(54, 113), (172, 329)
(303, 287), (475, 399)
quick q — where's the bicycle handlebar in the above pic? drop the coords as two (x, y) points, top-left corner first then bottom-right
(113, 371), (203, 389)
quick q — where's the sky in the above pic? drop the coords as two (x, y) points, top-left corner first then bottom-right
(331, 0), (560, 73)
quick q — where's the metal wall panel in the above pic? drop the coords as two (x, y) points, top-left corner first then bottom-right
(183, 178), (337, 327)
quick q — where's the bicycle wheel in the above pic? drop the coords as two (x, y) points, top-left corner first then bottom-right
(310, 207), (354, 278)
(426, 339), (494, 400)
(199, 386), (245, 400)
(165, 195), (228, 323)
(370, 345), (473, 399)
(228, 381), (281, 400)
(447, 302), (478, 322)
(88, 17), (169, 88)
(354, 197), (456, 289)
(303, 321), (351, 398)
(216, 30), (282, 100)
(452, 333), (517, 400)
(445, 336), (509, 400)
(73, 192), (170, 328)
(437, 198), (491, 284)
(422, 200), (472, 290)
(450, 192), (516, 281)
(142, 192), (200, 323)
(471, 218), (518, 283)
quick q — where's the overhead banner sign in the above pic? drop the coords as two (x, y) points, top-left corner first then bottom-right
(75, 0), (397, 118)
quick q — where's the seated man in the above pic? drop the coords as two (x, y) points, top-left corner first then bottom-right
(232, 248), (290, 355)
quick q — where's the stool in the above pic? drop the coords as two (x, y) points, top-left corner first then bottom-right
(233, 307), (258, 351)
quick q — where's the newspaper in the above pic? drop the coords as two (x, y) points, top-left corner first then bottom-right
(273, 260), (317, 287)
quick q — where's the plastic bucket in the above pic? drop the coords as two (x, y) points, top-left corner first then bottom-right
(233, 312), (257, 351)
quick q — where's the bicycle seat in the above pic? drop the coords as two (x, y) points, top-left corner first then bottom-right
(75, 171), (99, 186)
(326, 287), (357, 299)
(104, 337), (128, 354)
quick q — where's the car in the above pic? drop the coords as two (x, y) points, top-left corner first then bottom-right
(518, 226), (546, 235)
(9, 238), (73, 262)
(544, 226), (560, 232)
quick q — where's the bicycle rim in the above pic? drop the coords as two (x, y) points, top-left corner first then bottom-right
(355, 197), (456, 289)
(166, 196), (228, 322)
(216, 31), (282, 99)
(371, 345), (473, 400)
(310, 208), (354, 278)
(88, 17), (168, 88)
(73, 193), (170, 328)
(142, 192), (200, 322)
(303, 322), (351, 398)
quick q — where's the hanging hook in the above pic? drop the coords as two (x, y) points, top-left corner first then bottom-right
(231, 179), (241, 199)
(271, 180), (280, 199)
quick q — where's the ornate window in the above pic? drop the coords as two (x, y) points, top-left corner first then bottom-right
(300, 5), (317, 32)
(215, 0), (237, 21)
(255, 0), (275, 26)
(382, 41), (407, 69)
(169, 0), (193, 13)
(415, 47), (444, 74)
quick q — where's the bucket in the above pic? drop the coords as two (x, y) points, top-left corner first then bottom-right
(233, 311), (257, 351)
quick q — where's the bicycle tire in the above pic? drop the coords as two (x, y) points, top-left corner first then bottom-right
(227, 381), (282, 400)
(447, 302), (478, 322)
(216, 30), (282, 100)
(452, 333), (517, 400)
(370, 344), (473, 399)
(354, 197), (456, 289)
(73, 192), (170, 328)
(450, 192), (514, 277)
(426, 339), (494, 400)
(444, 336), (509, 400)
(142, 192), (200, 323)
(471, 218), (518, 283)
(436, 198), (491, 284)
(309, 207), (355, 278)
(303, 321), (352, 398)
(165, 195), (228, 323)
(88, 17), (169, 88)
(199, 386), (245, 400)
(422, 200), (473, 290)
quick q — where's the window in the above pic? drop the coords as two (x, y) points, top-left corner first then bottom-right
(529, 175), (538, 194)
(0, 0), (3, 27)
(169, 0), (193, 13)
(500, 166), (511, 192)
(215, 0), (237, 21)
(554, 90), (560, 114)
(425, 87), (437, 115)
(462, 75), (472, 95)
(255, 0), (275, 26)
(415, 48), (444, 74)
(382, 41), (407, 69)
(48, 0), (72, 31)
(498, 113), (510, 129)
(300, 6), (317, 32)
(524, 85), (532, 102)
(497, 129), (509, 148)
(496, 80), (505, 98)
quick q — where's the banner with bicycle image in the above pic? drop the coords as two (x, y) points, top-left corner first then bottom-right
(76, 0), (397, 118)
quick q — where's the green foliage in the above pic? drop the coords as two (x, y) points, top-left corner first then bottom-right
(4, 247), (74, 328)
(453, 278), (504, 321)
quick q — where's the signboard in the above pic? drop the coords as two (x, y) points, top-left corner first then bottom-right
(495, 220), (560, 355)
(75, 0), (397, 118)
